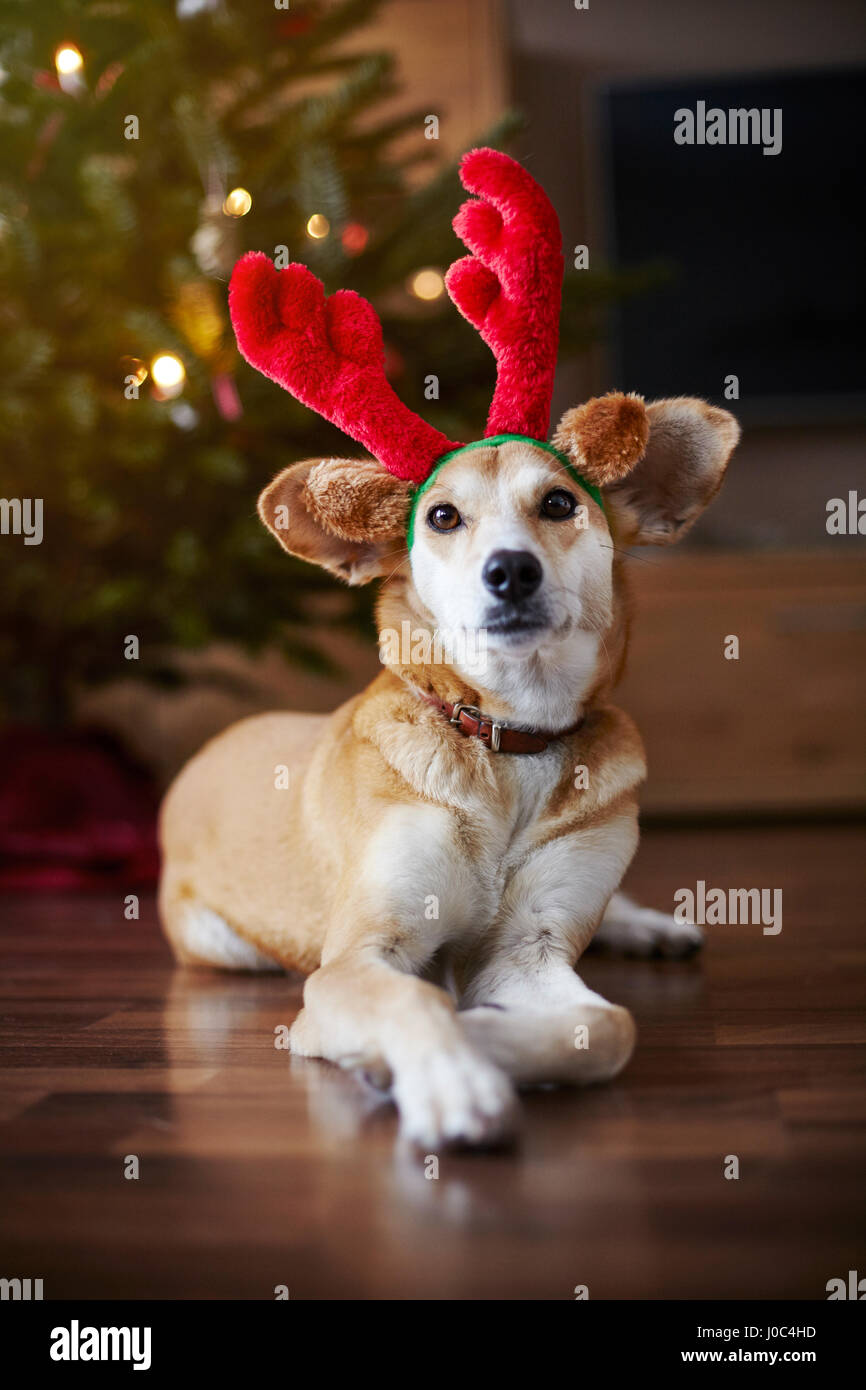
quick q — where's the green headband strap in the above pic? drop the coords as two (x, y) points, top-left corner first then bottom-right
(406, 433), (605, 548)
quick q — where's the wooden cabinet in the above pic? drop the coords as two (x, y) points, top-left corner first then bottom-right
(617, 553), (866, 816)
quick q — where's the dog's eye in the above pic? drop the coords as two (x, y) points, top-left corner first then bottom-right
(540, 488), (577, 520)
(427, 502), (461, 532)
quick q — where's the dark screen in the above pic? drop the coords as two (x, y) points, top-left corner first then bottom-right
(603, 68), (866, 412)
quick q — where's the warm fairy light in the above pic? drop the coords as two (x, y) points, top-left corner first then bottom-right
(151, 353), (185, 388)
(55, 44), (85, 94)
(409, 267), (445, 301)
(223, 187), (252, 217)
(121, 356), (148, 385)
(55, 45), (84, 76)
(150, 352), (186, 398)
(305, 213), (330, 239)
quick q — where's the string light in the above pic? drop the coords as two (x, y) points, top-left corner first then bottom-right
(150, 352), (186, 399)
(120, 356), (148, 385)
(54, 43), (85, 94)
(305, 213), (330, 240)
(223, 187), (252, 217)
(55, 45), (83, 75)
(408, 267), (445, 301)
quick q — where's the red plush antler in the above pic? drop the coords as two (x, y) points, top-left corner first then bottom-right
(446, 148), (564, 441)
(229, 253), (459, 484)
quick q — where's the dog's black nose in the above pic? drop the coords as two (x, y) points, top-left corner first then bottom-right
(482, 549), (543, 602)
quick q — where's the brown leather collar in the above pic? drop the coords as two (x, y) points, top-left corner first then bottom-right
(420, 694), (583, 754)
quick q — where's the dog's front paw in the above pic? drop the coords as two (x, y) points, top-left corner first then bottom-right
(595, 907), (704, 959)
(288, 1007), (321, 1057)
(393, 1047), (519, 1150)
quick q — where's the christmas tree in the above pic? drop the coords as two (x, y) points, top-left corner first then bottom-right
(0, 0), (646, 726)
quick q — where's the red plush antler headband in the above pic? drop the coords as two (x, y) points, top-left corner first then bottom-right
(229, 147), (564, 487)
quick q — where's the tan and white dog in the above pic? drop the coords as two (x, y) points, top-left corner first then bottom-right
(159, 393), (739, 1148)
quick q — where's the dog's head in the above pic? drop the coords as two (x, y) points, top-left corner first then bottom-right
(257, 392), (738, 677)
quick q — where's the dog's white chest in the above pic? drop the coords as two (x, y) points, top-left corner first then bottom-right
(359, 747), (570, 958)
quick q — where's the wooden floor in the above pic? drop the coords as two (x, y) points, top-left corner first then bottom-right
(1, 822), (864, 1301)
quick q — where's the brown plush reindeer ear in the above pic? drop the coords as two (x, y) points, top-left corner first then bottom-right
(301, 456), (409, 543)
(258, 457), (410, 585)
(600, 398), (740, 546)
(552, 392), (650, 488)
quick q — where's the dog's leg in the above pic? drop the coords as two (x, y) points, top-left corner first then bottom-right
(460, 959), (635, 1087)
(459, 815), (639, 1086)
(289, 802), (517, 1148)
(167, 901), (283, 971)
(593, 891), (703, 959)
(292, 952), (516, 1147)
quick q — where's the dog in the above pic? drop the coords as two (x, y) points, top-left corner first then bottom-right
(158, 149), (740, 1148)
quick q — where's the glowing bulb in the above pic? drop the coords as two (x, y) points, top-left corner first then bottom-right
(55, 45), (84, 76)
(223, 187), (252, 217)
(55, 44), (85, 94)
(306, 213), (330, 240)
(120, 356), (148, 385)
(151, 352), (186, 398)
(409, 267), (445, 301)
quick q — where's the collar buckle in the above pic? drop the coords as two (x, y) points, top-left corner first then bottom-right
(450, 702), (481, 727)
(450, 702), (503, 751)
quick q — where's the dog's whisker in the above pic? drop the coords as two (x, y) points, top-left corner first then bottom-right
(597, 542), (665, 567)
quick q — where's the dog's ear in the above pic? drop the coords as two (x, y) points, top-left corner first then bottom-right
(555, 395), (739, 546)
(258, 457), (410, 584)
(601, 398), (740, 545)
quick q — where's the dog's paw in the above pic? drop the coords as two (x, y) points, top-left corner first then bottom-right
(461, 1000), (637, 1087)
(288, 1007), (321, 1057)
(594, 908), (704, 959)
(393, 1047), (519, 1150)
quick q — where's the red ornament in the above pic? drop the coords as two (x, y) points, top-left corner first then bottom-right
(275, 16), (315, 38)
(96, 61), (124, 96)
(26, 112), (65, 182)
(211, 371), (243, 421)
(383, 342), (405, 380)
(341, 221), (369, 257)
(0, 727), (159, 891)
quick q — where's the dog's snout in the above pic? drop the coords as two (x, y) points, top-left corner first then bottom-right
(482, 549), (543, 603)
